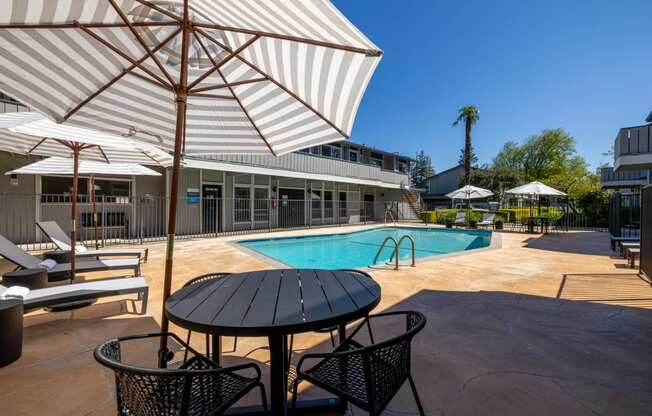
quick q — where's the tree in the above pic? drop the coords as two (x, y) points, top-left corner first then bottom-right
(458, 144), (478, 167)
(411, 150), (434, 189)
(480, 129), (601, 200)
(453, 105), (480, 186)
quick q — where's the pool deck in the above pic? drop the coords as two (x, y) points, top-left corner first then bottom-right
(1, 224), (651, 415)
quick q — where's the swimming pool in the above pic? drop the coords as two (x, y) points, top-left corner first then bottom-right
(239, 227), (492, 269)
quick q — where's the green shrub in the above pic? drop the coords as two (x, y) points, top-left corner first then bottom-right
(420, 209), (505, 225)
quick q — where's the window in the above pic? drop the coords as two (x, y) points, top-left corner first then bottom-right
(398, 160), (408, 173)
(310, 147), (321, 155)
(321, 144), (341, 159)
(298, 148), (310, 154)
(41, 176), (131, 203)
(234, 187), (250, 222)
(311, 189), (322, 219)
(339, 191), (347, 217)
(349, 148), (359, 162)
(324, 191), (333, 218)
(254, 188), (269, 222)
(370, 152), (383, 168)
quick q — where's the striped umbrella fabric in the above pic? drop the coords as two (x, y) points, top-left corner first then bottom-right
(5, 157), (162, 177)
(0, 0), (381, 156)
(0, 112), (172, 165)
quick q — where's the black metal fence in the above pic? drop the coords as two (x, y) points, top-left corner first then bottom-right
(640, 185), (651, 278)
(0, 193), (419, 250)
(608, 192), (641, 238)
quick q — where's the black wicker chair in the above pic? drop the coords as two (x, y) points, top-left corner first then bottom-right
(286, 269), (375, 368)
(182, 273), (235, 360)
(95, 332), (267, 416)
(291, 311), (426, 416)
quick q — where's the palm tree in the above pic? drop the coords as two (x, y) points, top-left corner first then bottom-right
(453, 106), (480, 185)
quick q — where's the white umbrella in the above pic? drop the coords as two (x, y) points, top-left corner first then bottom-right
(505, 181), (566, 217)
(6, 156), (162, 249)
(446, 185), (494, 200)
(505, 181), (567, 196)
(0, 112), (170, 276)
(5, 156), (163, 177)
(0, 0), (382, 370)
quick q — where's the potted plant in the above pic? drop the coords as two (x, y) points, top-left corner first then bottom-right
(445, 220), (453, 228)
(469, 220), (477, 229)
(494, 220), (503, 230)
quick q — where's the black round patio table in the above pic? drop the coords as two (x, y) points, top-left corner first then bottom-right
(165, 268), (381, 416)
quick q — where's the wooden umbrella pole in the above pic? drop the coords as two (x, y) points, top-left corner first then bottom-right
(159, 0), (190, 367)
(70, 144), (80, 281)
(91, 174), (99, 249)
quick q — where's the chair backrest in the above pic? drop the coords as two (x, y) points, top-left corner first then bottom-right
(36, 221), (80, 251)
(483, 213), (495, 222)
(183, 272), (232, 288)
(455, 211), (466, 221)
(0, 233), (40, 269)
(95, 335), (230, 416)
(367, 311), (425, 413)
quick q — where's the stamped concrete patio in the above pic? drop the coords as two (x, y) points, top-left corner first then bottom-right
(1, 226), (651, 416)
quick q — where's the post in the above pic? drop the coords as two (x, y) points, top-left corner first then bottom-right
(69, 145), (80, 280)
(159, 0), (189, 367)
(91, 174), (99, 249)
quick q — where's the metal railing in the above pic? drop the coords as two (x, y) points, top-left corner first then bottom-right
(371, 234), (416, 270)
(640, 185), (651, 278)
(0, 193), (421, 250)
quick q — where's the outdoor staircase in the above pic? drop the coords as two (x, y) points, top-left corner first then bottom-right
(401, 188), (423, 220)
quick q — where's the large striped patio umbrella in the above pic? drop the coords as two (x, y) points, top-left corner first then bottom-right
(0, 112), (171, 277)
(0, 1), (382, 365)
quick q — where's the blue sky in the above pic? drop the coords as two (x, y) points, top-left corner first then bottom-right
(333, 0), (652, 172)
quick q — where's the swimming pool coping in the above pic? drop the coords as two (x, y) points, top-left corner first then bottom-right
(230, 224), (502, 270)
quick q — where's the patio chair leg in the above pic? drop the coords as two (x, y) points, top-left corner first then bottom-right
(258, 382), (269, 413)
(205, 334), (210, 358)
(286, 334), (294, 373)
(183, 330), (192, 362)
(366, 319), (375, 344)
(407, 373), (425, 416)
(329, 328), (335, 347)
(290, 378), (300, 409)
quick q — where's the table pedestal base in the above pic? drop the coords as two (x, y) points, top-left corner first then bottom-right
(226, 398), (346, 415)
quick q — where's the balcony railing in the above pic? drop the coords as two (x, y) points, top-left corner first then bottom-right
(202, 152), (410, 186)
(615, 125), (651, 157)
(600, 167), (649, 184)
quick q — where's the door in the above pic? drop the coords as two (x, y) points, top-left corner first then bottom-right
(364, 194), (375, 220)
(202, 184), (222, 233)
(278, 188), (305, 228)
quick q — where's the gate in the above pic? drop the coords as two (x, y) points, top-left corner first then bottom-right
(641, 185), (651, 278)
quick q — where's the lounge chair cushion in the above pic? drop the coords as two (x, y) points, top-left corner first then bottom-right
(0, 277), (148, 312)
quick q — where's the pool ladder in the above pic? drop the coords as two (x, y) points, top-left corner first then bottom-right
(370, 235), (416, 270)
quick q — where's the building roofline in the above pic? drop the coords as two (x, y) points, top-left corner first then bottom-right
(425, 164), (462, 180)
(646, 111), (652, 123)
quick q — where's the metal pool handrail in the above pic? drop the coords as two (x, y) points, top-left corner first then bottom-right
(372, 236), (399, 269)
(390, 235), (416, 267)
(371, 234), (416, 270)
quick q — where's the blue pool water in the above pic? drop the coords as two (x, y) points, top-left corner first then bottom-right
(239, 227), (492, 269)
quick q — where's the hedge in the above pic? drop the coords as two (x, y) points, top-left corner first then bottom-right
(419, 209), (506, 225)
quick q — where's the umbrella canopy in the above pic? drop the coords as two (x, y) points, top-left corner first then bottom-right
(446, 185), (494, 200)
(5, 157), (162, 177)
(0, 111), (170, 277)
(0, 1), (381, 156)
(505, 181), (567, 196)
(0, 0), (381, 370)
(0, 112), (172, 165)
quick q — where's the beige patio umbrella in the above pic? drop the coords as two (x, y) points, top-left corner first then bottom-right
(0, 1), (382, 363)
(0, 112), (171, 277)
